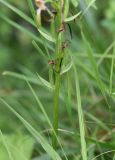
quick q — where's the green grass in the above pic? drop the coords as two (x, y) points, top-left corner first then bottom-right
(0, 0), (115, 160)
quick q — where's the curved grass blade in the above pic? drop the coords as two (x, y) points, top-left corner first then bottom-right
(2, 71), (41, 86)
(60, 61), (73, 75)
(65, 11), (82, 22)
(91, 150), (115, 160)
(73, 64), (87, 160)
(38, 28), (56, 43)
(36, 73), (54, 90)
(32, 40), (47, 58)
(27, 0), (36, 19)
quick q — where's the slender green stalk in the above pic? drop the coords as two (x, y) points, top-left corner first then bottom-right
(52, 0), (63, 149)
(52, 32), (63, 149)
(52, 73), (61, 148)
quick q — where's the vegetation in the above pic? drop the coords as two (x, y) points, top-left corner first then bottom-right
(0, 0), (115, 159)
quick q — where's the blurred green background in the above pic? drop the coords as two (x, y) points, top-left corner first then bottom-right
(0, 0), (115, 159)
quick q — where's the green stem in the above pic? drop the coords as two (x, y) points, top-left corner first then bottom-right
(52, 73), (61, 148)
(52, 33), (62, 149)
(52, 0), (63, 149)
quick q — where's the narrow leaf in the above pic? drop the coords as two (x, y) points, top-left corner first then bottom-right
(60, 61), (73, 75)
(36, 73), (54, 90)
(73, 64), (87, 160)
(38, 28), (56, 43)
(65, 11), (82, 22)
(2, 71), (41, 85)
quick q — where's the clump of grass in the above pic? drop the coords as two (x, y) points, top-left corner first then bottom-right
(0, 0), (115, 160)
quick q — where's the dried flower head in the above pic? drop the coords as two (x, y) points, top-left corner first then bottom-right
(35, 0), (55, 26)
(35, 0), (47, 26)
(35, 0), (46, 10)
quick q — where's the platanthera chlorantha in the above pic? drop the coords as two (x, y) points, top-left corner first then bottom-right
(34, 0), (80, 148)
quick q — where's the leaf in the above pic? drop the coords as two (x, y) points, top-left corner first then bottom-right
(0, 98), (62, 160)
(60, 61), (73, 75)
(2, 71), (41, 85)
(0, 131), (34, 160)
(38, 28), (56, 43)
(64, 11), (82, 22)
(27, 0), (36, 19)
(73, 65), (88, 160)
(0, 130), (14, 160)
(91, 150), (115, 160)
(32, 40), (46, 58)
(36, 73), (54, 90)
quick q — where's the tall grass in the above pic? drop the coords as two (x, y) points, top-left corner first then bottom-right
(0, 0), (115, 160)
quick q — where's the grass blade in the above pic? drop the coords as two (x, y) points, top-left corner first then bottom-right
(65, 11), (82, 22)
(32, 40), (47, 58)
(2, 71), (41, 86)
(27, 0), (36, 19)
(91, 150), (115, 160)
(38, 28), (56, 43)
(36, 73), (54, 90)
(73, 64), (87, 160)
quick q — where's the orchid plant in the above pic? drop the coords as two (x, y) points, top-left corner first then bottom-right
(0, 0), (89, 159)
(34, 0), (83, 151)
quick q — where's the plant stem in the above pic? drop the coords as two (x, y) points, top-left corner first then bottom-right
(52, 0), (63, 149)
(52, 32), (62, 149)
(52, 73), (61, 148)
(52, 29), (62, 150)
